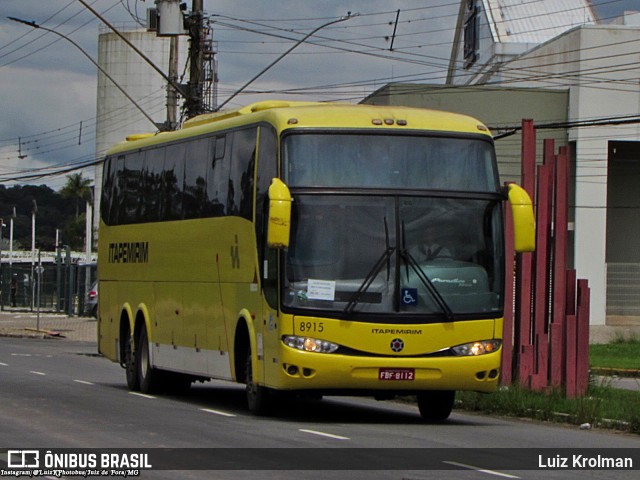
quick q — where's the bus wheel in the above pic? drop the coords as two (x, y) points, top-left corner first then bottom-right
(245, 350), (273, 415)
(417, 390), (455, 421)
(136, 325), (162, 394)
(124, 330), (139, 391)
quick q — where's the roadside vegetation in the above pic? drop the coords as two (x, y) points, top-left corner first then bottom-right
(589, 334), (640, 371)
(0, 173), (92, 251)
(455, 337), (640, 434)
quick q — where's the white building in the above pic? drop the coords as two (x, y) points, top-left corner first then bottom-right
(447, 1), (640, 326)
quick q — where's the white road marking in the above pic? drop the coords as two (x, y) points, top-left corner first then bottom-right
(199, 408), (236, 417)
(298, 429), (350, 440)
(29, 371), (46, 376)
(128, 392), (156, 399)
(0, 362), (8, 366)
(444, 461), (520, 478)
(73, 379), (94, 385)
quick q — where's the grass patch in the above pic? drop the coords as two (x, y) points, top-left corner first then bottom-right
(454, 336), (640, 432)
(590, 337), (640, 370)
(457, 382), (640, 433)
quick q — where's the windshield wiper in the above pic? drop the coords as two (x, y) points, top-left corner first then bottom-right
(344, 217), (394, 314)
(400, 225), (454, 321)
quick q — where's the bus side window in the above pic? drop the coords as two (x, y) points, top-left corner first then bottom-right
(183, 138), (208, 219)
(204, 135), (228, 217)
(256, 126), (278, 307)
(122, 152), (143, 224)
(228, 128), (257, 220)
(111, 155), (126, 225)
(162, 143), (186, 221)
(141, 148), (164, 222)
(101, 156), (115, 225)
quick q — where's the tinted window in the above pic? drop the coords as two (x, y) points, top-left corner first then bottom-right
(255, 126), (278, 306)
(284, 133), (498, 192)
(162, 143), (186, 221)
(140, 148), (164, 222)
(122, 152), (143, 222)
(204, 135), (228, 217)
(228, 128), (257, 219)
(100, 157), (115, 223)
(184, 139), (208, 219)
(102, 127), (261, 225)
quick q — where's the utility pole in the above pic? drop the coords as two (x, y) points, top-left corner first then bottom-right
(31, 200), (37, 311)
(166, 36), (179, 128)
(75, 0), (214, 123)
(153, 0), (215, 120)
(186, 0), (204, 118)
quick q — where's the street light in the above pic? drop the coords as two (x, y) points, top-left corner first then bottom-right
(9, 206), (15, 268)
(31, 200), (37, 311)
(215, 14), (355, 111)
(0, 219), (5, 310)
(8, 16), (160, 131)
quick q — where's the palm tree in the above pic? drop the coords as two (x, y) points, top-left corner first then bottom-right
(60, 173), (92, 219)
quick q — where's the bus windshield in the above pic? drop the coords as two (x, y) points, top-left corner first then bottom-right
(283, 132), (498, 191)
(282, 195), (504, 319)
(281, 132), (504, 320)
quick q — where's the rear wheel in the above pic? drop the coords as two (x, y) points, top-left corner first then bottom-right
(124, 329), (138, 391)
(136, 325), (163, 394)
(245, 350), (273, 415)
(417, 390), (455, 421)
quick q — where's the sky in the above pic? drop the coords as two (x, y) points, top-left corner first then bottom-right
(0, 0), (636, 191)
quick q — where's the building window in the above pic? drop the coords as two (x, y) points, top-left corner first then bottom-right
(463, 1), (479, 69)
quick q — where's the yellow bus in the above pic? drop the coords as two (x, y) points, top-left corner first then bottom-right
(97, 100), (534, 420)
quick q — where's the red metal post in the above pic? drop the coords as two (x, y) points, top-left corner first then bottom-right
(576, 280), (591, 395)
(502, 200), (515, 386)
(565, 314), (577, 398)
(565, 269), (577, 317)
(550, 322), (564, 388)
(550, 149), (569, 388)
(516, 119), (536, 385)
(531, 163), (551, 390)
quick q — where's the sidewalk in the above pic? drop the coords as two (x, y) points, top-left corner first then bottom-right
(0, 308), (97, 342)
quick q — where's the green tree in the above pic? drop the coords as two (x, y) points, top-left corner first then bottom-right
(62, 214), (86, 251)
(60, 173), (92, 219)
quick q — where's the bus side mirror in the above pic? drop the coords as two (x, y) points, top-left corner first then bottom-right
(267, 178), (292, 248)
(507, 183), (536, 252)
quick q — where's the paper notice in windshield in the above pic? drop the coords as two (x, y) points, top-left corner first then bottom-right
(307, 279), (336, 301)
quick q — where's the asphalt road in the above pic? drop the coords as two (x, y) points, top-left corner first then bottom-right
(0, 337), (639, 480)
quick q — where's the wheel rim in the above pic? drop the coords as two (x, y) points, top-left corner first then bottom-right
(125, 333), (136, 384)
(139, 330), (149, 383)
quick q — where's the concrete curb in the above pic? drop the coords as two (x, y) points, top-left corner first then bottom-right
(591, 367), (640, 378)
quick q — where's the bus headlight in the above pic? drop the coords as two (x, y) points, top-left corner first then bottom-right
(451, 340), (501, 356)
(283, 335), (339, 353)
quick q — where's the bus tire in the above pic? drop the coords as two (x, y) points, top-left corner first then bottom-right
(417, 390), (455, 421)
(245, 350), (273, 415)
(124, 328), (139, 391)
(136, 325), (163, 394)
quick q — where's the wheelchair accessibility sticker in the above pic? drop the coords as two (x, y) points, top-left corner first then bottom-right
(401, 288), (418, 306)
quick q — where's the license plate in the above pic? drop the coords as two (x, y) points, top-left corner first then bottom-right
(378, 368), (415, 381)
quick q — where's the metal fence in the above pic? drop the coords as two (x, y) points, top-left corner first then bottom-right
(0, 257), (96, 317)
